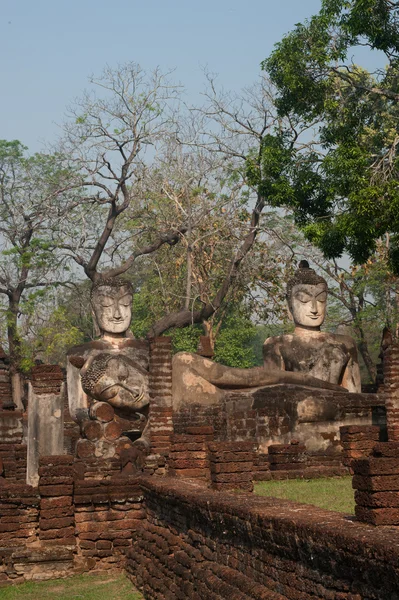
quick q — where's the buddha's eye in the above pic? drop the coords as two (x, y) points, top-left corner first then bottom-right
(119, 295), (132, 307)
(295, 292), (312, 303)
(316, 292), (327, 302)
(99, 296), (113, 307)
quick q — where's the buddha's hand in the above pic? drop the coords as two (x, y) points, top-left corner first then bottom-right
(68, 355), (86, 369)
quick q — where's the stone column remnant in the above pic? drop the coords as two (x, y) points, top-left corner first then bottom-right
(26, 366), (64, 487)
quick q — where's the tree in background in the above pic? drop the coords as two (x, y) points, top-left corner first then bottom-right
(57, 63), (188, 283)
(262, 0), (399, 273)
(0, 140), (76, 405)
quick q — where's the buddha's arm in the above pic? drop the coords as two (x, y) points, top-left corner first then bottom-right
(173, 352), (345, 391)
(341, 353), (362, 393)
(262, 337), (285, 370)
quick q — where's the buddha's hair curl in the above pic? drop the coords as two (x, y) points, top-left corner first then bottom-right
(90, 278), (133, 300)
(286, 260), (327, 302)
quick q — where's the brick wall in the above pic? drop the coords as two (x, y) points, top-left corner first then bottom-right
(0, 411), (23, 445)
(127, 476), (399, 600)
(148, 337), (173, 458)
(0, 411), (26, 484)
(383, 342), (399, 440)
(0, 362), (12, 410)
(340, 425), (381, 473)
(0, 455), (144, 585)
(173, 385), (384, 473)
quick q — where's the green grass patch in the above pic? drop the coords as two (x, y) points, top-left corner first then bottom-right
(0, 573), (143, 600)
(254, 476), (355, 514)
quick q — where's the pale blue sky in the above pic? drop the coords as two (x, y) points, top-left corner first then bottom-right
(1, 0), (326, 151)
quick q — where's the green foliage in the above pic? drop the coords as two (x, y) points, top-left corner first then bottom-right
(166, 325), (203, 354)
(262, 1), (399, 271)
(36, 307), (85, 365)
(214, 312), (257, 368)
(0, 139), (78, 371)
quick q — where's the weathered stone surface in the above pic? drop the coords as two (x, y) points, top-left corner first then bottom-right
(26, 389), (64, 487)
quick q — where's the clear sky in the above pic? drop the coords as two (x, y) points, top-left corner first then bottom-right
(1, 0), (325, 152)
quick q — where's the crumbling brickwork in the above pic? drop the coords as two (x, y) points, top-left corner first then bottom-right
(268, 440), (307, 472)
(0, 443), (27, 482)
(0, 411), (23, 445)
(0, 455), (145, 585)
(173, 384), (385, 470)
(168, 427), (214, 480)
(382, 341), (399, 441)
(0, 357), (12, 410)
(340, 425), (380, 472)
(127, 476), (399, 600)
(209, 441), (255, 492)
(352, 441), (399, 525)
(148, 337), (173, 458)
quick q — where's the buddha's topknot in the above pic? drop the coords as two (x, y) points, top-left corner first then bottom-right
(286, 260), (327, 303)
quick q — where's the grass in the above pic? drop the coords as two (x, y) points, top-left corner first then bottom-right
(254, 476), (355, 514)
(0, 573), (143, 600)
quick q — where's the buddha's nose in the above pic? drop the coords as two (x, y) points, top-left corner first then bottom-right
(113, 304), (122, 319)
(310, 299), (318, 313)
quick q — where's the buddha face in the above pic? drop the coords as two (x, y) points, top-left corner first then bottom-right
(289, 283), (327, 329)
(91, 284), (132, 334)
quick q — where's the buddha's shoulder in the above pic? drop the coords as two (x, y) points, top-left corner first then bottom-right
(67, 340), (110, 356)
(321, 331), (357, 349)
(263, 334), (295, 348)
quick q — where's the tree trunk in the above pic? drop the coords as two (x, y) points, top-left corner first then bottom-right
(7, 299), (23, 409)
(10, 371), (23, 410)
(356, 334), (377, 383)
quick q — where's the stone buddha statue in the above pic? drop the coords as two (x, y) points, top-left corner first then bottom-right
(67, 278), (150, 452)
(263, 261), (361, 393)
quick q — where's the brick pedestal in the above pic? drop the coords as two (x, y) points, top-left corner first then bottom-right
(168, 426), (214, 480)
(268, 441), (307, 472)
(209, 441), (255, 492)
(353, 442), (399, 525)
(340, 425), (380, 472)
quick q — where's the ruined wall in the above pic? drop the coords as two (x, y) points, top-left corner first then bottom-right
(0, 411), (23, 445)
(3, 462), (399, 597)
(0, 455), (144, 585)
(173, 385), (385, 464)
(127, 476), (399, 600)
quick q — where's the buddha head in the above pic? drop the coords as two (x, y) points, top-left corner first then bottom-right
(286, 261), (327, 330)
(90, 278), (133, 335)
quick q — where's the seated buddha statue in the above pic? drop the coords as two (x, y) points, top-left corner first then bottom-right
(66, 278), (150, 447)
(263, 261), (361, 393)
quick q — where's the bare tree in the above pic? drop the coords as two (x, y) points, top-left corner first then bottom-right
(57, 63), (188, 282)
(148, 72), (304, 336)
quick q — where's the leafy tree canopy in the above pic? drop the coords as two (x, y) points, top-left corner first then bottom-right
(262, 0), (399, 272)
